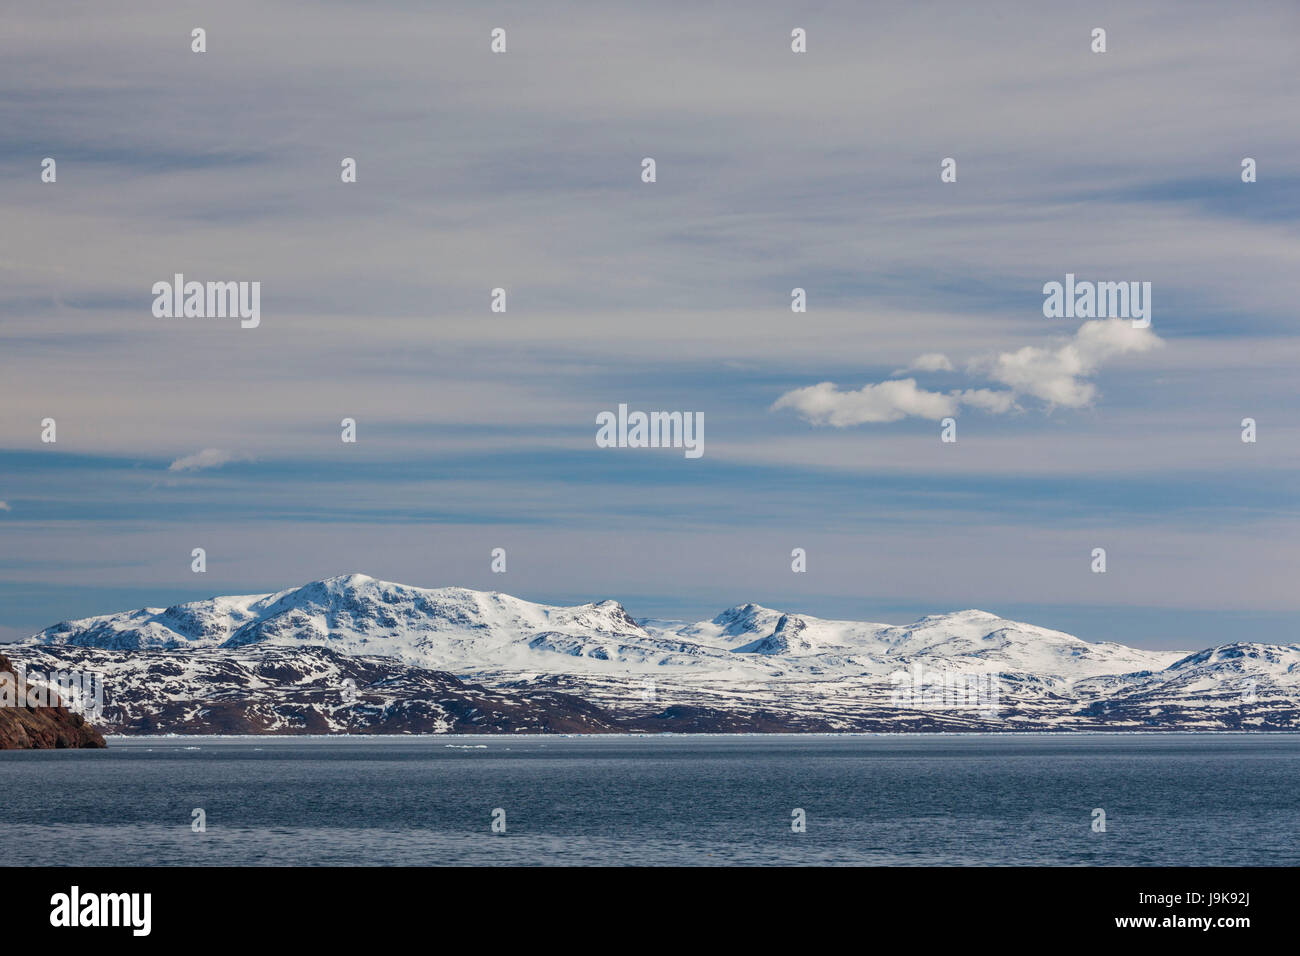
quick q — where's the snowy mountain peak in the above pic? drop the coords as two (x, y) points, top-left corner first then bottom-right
(709, 603), (791, 637)
(29, 575), (1195, 681)
(916, 609), (1002, 623)
(1169, 642), (1300, 671)
(15, 577), (1300, 735)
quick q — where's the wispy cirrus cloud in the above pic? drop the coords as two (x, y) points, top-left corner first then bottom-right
(168, 449), (252, 473)
(891, 353), (955, 376)
(775, 319), (1161, 426)
(0, 1), (1295, 648)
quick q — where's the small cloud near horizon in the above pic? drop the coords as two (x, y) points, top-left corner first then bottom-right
(168, 449), (253, 473)
(892, 353), (955, 376)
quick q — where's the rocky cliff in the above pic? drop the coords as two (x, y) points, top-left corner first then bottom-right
(0, 652), (107, 749)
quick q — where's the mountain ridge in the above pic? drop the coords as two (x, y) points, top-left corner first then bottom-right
(13, 573), (1299, 734)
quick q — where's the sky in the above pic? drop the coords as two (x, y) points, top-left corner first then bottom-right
(2, 1), (1298, 649)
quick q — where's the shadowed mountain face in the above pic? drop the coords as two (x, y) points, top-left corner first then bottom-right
(0, 652), (106, 749)
(12, 574), (1300, 734)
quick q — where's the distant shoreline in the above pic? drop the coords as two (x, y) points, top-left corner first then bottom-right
(96, 730), (1300, 740)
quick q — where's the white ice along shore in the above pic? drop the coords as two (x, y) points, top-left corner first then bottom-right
(14, 573), (1300, 732)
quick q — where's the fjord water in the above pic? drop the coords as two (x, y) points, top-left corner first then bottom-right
(3, 735), (1297, 866)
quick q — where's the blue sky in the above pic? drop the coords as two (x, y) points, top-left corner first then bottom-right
(2, 1), (1298, 649)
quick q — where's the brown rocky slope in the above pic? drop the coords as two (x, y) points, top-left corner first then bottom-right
(0, 652), (107, 749)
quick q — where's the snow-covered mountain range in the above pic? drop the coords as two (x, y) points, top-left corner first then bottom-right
(10, 573), (1299, 734)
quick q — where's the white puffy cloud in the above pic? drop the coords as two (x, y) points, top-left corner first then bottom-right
(776, 319), (1161, 426)
(975, 319), (1163, 408)
(772, 379), (959, 425)
(0, 501), (10, 512)
(772, 380), (1019, 426)
(954, 388), (1018, 414)
(167, 449), (251, 473)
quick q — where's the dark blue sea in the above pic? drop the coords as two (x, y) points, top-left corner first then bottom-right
(3, 734), (1298, 866)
